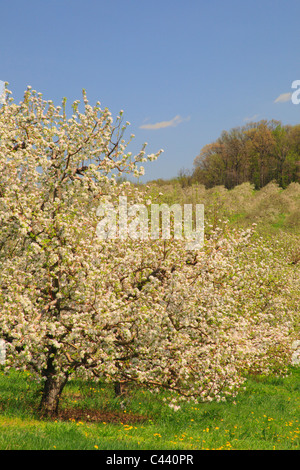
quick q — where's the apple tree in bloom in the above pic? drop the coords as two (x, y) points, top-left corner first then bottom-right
(0, 85), (297, 417)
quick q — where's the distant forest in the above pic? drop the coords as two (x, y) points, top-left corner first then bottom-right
(172, 120), (300, 190)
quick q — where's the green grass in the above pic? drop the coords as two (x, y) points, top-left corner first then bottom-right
(0, 367), (299, 450)
(271, 213), (287, 229)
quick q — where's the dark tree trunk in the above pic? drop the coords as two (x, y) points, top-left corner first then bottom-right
(114, 381), (126, 396)
(39, 372), (68, 417)
(39, 349), (69, 417)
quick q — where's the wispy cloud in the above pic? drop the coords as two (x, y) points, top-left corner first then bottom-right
(139, 114), (190, 130)
(274, 92), (292, 103)
(243, 114), (260, 122)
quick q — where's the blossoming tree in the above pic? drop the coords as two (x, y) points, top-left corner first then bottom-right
(0, 85), (297, 417)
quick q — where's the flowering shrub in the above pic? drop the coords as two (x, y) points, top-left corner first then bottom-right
(0, 86), (298, 416)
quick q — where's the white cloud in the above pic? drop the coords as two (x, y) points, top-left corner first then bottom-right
(243, 114), (260, 122)
(139, 114), (190, 130)
(274, 92), (292, 103)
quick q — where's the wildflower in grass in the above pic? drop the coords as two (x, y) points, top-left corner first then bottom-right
(124, 425), (133, 431)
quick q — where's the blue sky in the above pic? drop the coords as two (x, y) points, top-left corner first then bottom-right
(1, 0), (300, 182)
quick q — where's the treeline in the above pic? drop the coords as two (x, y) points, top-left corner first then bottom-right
(178, 120), (300, 189)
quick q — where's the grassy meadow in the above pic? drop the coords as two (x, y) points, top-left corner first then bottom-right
(0, 181), (299, 451)
(0, 366), (299, 450)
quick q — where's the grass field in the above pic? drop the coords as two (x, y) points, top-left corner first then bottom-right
(0, 366), (299, 450)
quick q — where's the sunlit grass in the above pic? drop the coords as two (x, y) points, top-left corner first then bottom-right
(0, 366), (299, 450)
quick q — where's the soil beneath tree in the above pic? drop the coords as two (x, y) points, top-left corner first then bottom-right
(53, 407), (149, 424)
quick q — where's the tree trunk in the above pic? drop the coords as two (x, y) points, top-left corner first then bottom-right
(114, 381), (126, 396)
(39, 371), (68, 418)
